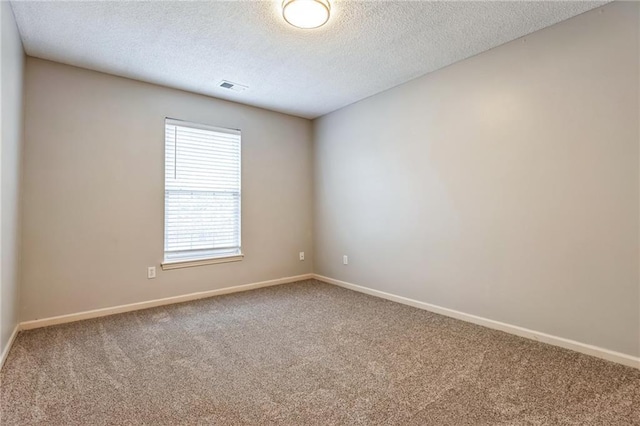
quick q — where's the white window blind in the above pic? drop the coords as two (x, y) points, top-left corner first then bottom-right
(164, 119), (241, 263)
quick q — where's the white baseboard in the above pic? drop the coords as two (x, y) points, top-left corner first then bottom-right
(20, 273), (314, 331)
(0, 324), (20, 371)
(314, 274), (640, 370)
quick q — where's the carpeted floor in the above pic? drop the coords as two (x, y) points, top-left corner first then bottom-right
(1, 279), (639, 425)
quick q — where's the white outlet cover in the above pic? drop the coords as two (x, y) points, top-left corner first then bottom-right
(147, 266), (156, 279)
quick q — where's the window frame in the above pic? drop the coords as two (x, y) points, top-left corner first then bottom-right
(161, 118), (243, 270)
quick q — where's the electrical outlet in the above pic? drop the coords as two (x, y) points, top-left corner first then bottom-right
(299, 252), (305, 261)
(147, 266), (156, 279)
(343, 255), (348, 265)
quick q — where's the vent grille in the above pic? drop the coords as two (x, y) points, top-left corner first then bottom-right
(219, 80), (248, 92)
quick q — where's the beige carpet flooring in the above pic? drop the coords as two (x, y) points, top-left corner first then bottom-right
(1, 279), (639, 425)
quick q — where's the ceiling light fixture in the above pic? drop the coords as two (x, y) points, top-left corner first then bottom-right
(282, 0), (331, 29)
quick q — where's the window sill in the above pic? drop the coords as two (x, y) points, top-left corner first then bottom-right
(161, 253), (244, 270)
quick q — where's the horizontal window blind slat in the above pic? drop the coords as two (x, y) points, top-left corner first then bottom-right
(166, 236), (239, 241)
(172, 146), (240, 158)
(167, 131), (239, 142)
(165, 224), (239, 229)
(166, 176), (239, 183)
(166, 147), (239, 157)
(166, 240), (238, 245)
(165, 201), (239, 206)
(165, 184), (240, 190)
(166, 235), (238, 240)
(165, 239), (238, 246)
(165, 164), (239, 175)
(165, 208), (239, 212)
(165, 172), (240, 180)
(166, 124), (240, 138)
(165, 240), (239, 245)
(165, 225), (240, 231)
(165, 219), (239, 223)
(164, 189), (239, 194)
(166, 160), (241, 170)
(166, 183), (239, 190)
(169, 151), (239, 161)
(169, 136), (240, 147)
(166, 134), (239, 145)
(165, 207), (239, 212)
(166, 239), (238, 244)
(165, 239), (238, 245)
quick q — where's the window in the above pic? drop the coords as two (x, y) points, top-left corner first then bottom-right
(162, 118), (242, 269)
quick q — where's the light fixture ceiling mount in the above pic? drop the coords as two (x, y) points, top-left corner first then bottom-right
(282, 0), (331, 29)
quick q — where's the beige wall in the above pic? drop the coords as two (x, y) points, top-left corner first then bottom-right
(21, 58), (313, 321)
(1, 2), (25, 355)
(313, 2), (640, 357)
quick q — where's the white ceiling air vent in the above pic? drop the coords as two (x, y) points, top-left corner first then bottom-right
(219, 80), (248, 92)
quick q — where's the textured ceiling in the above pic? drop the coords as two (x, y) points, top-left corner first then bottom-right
(10, 1), (607, 119)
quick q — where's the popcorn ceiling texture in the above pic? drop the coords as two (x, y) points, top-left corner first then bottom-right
(9, 1), (607, 118)
(2, 280), (639, 425)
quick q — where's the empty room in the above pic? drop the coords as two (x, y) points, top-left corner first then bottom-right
(1, 0), (639, 424)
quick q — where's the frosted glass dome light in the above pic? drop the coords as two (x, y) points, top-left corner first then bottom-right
(282, 0), (331, 29)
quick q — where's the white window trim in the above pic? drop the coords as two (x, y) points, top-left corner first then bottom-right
(165, 118), (241, 137)
(162, 118), (242, 269)
(161, 253), (244, 270)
